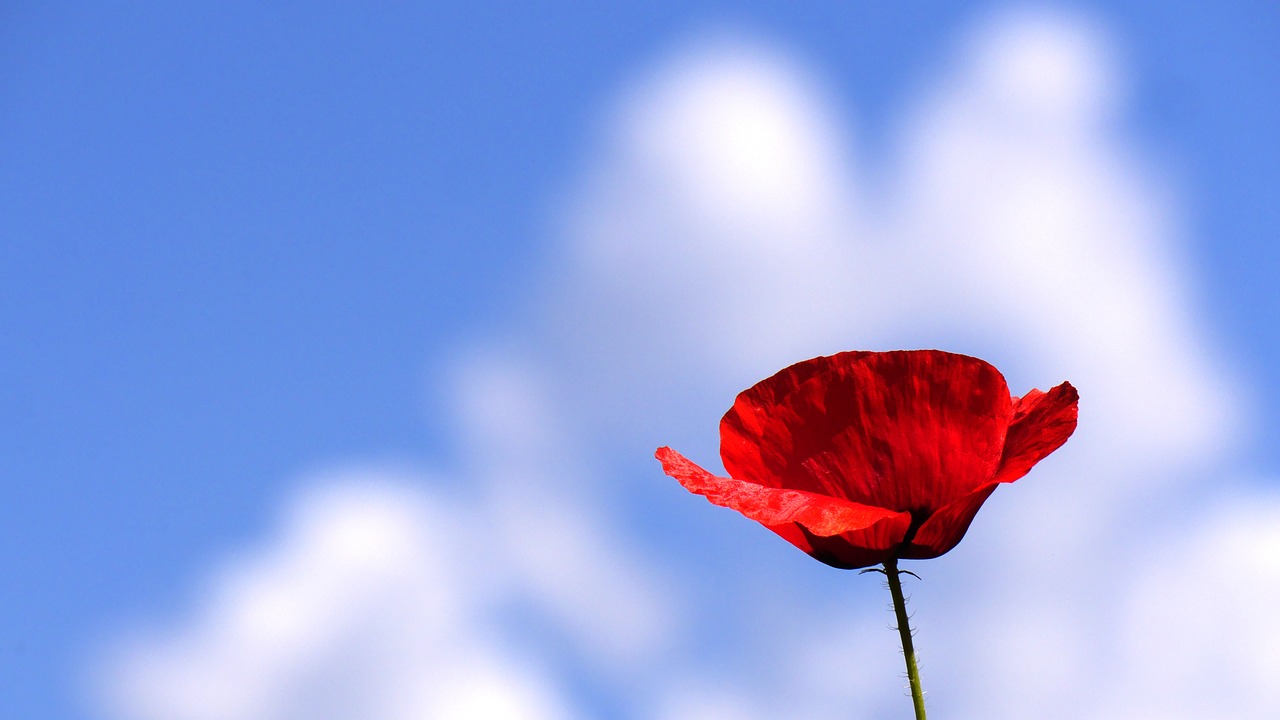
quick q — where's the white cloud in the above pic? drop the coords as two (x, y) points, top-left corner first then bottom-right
(551, 34), (864, 396)
(892, 8), (1236, 479)
(97, 476), (577, 720)
(96, 389), (676, 720)
(540, 10), (1238, 506)
(448, 350), (677, 670)
(1102, 491), (1280, 720)
(607, 35), (855, 244)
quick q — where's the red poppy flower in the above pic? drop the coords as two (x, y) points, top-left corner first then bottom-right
(656, 350), (1078, 569)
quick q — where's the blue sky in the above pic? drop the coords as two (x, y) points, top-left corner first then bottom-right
(2, 3), (1278, 719)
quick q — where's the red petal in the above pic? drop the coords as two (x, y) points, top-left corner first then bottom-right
(720, 351), (869, 488)
(785, 519), (915, 569)
(993, 381), (1079, 485)
(899, 481), (999, 559)
(655, 446), (909, 537)
(719, 350), (1012, 513)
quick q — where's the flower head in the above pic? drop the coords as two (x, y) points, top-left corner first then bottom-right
(656, 350), (1078, 569)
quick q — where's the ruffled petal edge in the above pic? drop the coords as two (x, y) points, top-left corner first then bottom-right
(994, 381), (1079, 485)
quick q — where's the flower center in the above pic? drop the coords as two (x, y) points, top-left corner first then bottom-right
(898, 508), (931, 549)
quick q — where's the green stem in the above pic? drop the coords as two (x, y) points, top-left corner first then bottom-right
(884, 558), (927, 720)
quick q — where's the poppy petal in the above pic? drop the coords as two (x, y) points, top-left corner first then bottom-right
(721, 350), (1012, 511)
(993, 381), (1079, 485)
(656, 446), (909, 537)
(790, 518), (915, 569)
(899, 482), (999, 559)
(720, 351), (869, 488)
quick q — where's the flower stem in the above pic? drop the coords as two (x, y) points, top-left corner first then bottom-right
(884, 558), (927, 720)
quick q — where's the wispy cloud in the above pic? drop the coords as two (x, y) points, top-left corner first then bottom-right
(1106, 491), (1280, 719)
(97, 476), (578, 720)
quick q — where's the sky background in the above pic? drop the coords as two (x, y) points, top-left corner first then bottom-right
(2, 2), (1279, 719)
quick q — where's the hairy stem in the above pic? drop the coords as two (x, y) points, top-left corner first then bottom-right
(884, 558), (927, 720)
